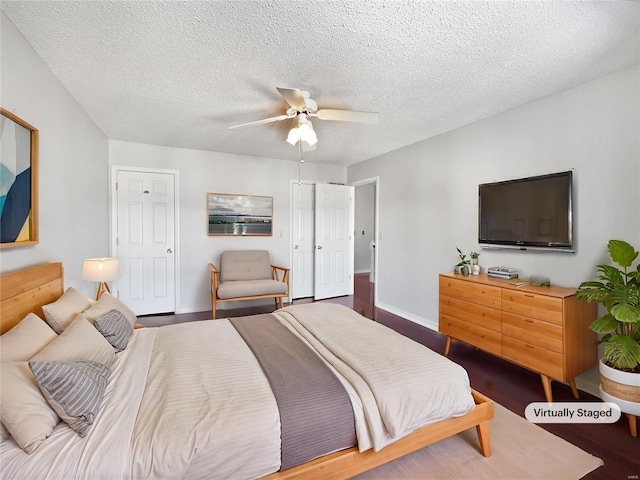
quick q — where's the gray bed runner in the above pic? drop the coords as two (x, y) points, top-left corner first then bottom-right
(230, 314), (356, 470)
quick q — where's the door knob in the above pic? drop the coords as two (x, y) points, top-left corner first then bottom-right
(317, 245), (323, 250)
(167, 248), (173, 253)
(294, 245), (299, 249)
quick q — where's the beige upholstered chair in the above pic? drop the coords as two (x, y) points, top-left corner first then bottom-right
(208, 250), (290, 319)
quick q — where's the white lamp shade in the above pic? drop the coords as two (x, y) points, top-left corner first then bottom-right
(82, 258), (120, 282)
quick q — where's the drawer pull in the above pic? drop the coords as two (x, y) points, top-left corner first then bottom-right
(525, 319), (534, 323)
(525, 344), (535, 349)
(524, 294), (534, 298)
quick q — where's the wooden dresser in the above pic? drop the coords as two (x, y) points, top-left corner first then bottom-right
(439, 273), (597, 402)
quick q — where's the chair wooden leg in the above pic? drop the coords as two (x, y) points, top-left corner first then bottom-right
(212, 300), (217, 320)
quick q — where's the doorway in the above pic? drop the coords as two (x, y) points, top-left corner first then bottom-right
(111, 166), (179, 315)
(351, 177), (379, 314)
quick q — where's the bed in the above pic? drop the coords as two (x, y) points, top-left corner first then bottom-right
(0, 262), (493, 479)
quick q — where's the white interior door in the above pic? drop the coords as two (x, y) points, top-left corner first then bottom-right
(291, 183), (315, 299)
(313, 183), (354, 300)
(115, 169), (176, 315)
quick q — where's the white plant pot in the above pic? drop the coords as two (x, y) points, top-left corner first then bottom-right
(599, 358), (640, 416)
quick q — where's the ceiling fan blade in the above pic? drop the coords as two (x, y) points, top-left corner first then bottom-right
(276, 87), (307, 111)
(229, 114), (291, 130)
(315, 109), (379, 123)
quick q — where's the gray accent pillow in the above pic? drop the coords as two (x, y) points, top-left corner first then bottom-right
(28, 361), (111, 437)
(94, 309), (133, 351)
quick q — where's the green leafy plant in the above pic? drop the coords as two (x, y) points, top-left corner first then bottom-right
(576, 239), (640, 371)
(456, 248), (470, 267)
(470, 251), (480, 260)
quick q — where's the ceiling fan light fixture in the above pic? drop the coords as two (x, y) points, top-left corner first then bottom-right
(286, 120), (318, 146)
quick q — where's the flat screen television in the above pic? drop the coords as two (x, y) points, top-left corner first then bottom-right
(478, 171), (573, 250)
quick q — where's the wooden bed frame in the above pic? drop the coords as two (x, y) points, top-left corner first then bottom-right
(0, 262), (64, 334)
(0, 262), (494, 479)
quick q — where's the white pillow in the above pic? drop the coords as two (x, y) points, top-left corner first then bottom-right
(42, 287), (95, 334)
(81, 292), (137, 329)
(0, 313), (57, 362)
(0, 362), (60, 454)
(0, 422), (10, 442)
(32, 315), (116, 368)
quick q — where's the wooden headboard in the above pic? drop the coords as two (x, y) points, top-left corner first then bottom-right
(0, 262), (64, 334)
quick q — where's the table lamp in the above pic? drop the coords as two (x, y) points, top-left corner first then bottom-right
(82, 257), (120, 300)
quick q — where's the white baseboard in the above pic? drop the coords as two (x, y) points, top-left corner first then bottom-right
(575, 366), (601, 398)
(375, 302), (438, 332)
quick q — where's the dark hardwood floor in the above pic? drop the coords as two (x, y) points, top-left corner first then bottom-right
(139, 273), (639, 480)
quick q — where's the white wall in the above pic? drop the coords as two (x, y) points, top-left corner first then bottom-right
(348, 65), (640, 331)
(0, 12), (109, 296)
(109, 140), (346, 313)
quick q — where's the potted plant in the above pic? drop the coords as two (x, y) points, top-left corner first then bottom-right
(456, 247), (471, 276)
(470, 252), (481, 275)
(576, 239), (640, 435)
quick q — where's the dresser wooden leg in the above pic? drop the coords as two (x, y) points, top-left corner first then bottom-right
(628, 414), (637, 437)
(444, 336), (452, 356)
(540, 374), (553, 402)
(568, 378), (579, 399)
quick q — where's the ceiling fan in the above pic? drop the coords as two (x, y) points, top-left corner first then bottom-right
(229, 87), (379, 149)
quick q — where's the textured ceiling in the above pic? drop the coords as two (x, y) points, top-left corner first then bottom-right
(2, 1), (639, 166)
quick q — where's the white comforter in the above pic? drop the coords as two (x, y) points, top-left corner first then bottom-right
(1, 304), (474, 480)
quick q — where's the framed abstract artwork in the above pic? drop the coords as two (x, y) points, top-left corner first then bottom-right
(0, 108), (39, 248)
(207, 193), (273, 236)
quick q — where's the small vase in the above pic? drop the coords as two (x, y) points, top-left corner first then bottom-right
(472, 264), (480, 276)
(461, 265), (470, 276)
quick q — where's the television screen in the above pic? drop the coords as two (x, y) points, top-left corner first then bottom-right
(478, 171), (573, 250)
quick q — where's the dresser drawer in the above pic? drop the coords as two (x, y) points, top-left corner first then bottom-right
(502, 311), (563, 353)
(502, 335), (564, 379)
(440, 314), (501, 356)
(440, 295), (501, 332)
(439, 276), (501, 309)
(502, 290), (563, 325)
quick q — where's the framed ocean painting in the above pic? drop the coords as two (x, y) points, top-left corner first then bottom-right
(207, 193), (273, 236)
(0, 108), (38, 248)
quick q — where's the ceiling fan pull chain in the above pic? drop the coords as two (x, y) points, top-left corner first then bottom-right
(298, 140), (304, 185)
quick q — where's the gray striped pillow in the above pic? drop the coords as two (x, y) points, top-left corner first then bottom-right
(28, 361), (111, 437)
(94, 309), (133, 351)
